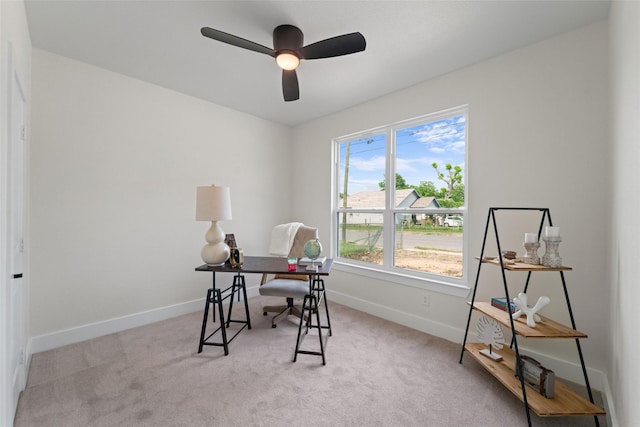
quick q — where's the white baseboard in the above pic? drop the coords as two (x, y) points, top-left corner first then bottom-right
(29, 299), (202, 354)
(327, 288), (463, 342)
(29, 286), (263, 355)
(601, 373), (618, 427)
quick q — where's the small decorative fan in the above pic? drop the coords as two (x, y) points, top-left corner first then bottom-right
(476, 315), (505, 361)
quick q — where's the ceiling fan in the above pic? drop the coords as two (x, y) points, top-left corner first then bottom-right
(201, 25), (366, 102)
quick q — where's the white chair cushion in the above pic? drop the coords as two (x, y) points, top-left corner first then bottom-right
(259, 278), (309, 299)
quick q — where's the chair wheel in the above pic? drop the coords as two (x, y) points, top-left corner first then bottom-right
(263, 312), (267, 316)
(272, 324), (277, 328)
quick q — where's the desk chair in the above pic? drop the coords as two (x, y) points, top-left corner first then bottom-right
(259, 224), (318, 328)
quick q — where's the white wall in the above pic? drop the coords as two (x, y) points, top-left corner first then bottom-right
(293, 21), (610, 387)
(29, 49), (293, 342)
(609, 1), (640, 425)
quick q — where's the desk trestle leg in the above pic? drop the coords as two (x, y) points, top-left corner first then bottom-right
(293, 277), (332, 365)
(198, 273), (251, 356)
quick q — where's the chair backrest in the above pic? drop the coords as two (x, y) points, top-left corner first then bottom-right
(288, 225), (318, 258)
(272, 224), (318, 281)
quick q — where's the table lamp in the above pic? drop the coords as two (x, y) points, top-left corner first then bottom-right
(196, 185), (232, 266)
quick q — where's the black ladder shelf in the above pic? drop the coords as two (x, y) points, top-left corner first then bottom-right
(459, 207), (604, 426)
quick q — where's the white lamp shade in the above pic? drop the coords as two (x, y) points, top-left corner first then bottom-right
(196, 185), (232, 221)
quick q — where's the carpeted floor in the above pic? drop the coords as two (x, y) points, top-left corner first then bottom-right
(14, 297), (606, 426)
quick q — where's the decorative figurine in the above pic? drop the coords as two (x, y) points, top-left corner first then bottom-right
(512, 292), (550, 328)
(477, 315), (505, 361)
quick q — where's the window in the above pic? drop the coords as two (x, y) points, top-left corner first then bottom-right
(333, 106), (468, 293)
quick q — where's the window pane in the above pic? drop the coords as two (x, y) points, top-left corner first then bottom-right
(338, 134), (386, 209)
(395, 115), (466, 208)
(394, 214), (463, 278)
(334, 106), (468, 285)
(338, 212), (384, 265)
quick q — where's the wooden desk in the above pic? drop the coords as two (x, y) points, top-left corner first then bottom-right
(196, 256), (333, 361)
(195, 256), (333, 276)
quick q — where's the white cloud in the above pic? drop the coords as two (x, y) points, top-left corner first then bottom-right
(350, 155), (385, 172)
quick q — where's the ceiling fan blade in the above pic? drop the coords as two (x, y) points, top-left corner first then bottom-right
(282, 70), (299, 102)
(201, 27), (275, 57)
(300, 32), (366, 60)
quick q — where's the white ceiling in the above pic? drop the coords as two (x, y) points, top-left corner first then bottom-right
(24, 1), (610, 127)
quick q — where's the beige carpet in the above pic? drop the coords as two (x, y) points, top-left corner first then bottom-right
(15, 297), (605, 426)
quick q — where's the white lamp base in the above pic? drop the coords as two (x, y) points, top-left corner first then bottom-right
(201, 221), (230, 266)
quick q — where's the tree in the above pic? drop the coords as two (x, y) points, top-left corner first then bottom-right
(378, 173), (410, 190)
(450, 183), (465, 204)
(414, 180), (438, 197)
(432, 162), (462, 200)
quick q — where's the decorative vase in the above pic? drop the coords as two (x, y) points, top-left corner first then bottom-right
(522, 242), (540, 265)
(542, 236), (562, 268)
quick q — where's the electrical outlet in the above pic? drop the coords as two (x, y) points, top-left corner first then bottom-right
(422, 295), (430, 307)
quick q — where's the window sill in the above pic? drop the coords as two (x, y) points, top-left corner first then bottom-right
(332, 260), (471, 298)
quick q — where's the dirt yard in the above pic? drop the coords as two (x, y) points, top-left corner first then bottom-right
(353, 248), (463, 278)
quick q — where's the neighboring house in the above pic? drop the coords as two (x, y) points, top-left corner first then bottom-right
(343, 189), (440, 225)
(410, 196), (440, 208)
(408, 196), (442, 226)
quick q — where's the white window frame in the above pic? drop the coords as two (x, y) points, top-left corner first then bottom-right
(331, 105), (470, 297)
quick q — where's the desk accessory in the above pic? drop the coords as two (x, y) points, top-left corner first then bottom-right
(299, 256), (326, 266)
(303, 238), (323, 271)
(196, 185), (232, 266)
(230, 248), (244, 267)
(225, 234), (237, 249)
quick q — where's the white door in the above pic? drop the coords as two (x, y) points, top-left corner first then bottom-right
(4, 59), (27, 424)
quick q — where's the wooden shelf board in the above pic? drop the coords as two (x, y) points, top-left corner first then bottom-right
(471, 302), (587, 338)
(478, 257), (572, 271)
(464, 343), (605, 417)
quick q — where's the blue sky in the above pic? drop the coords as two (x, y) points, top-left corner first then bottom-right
(340, 114), (466, 195)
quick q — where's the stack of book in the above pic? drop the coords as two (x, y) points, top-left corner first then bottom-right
(491, 297), (517, 314)
(298, 256), (326, 266)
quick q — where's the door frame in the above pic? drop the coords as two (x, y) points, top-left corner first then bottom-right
(1, 40), (28, 427)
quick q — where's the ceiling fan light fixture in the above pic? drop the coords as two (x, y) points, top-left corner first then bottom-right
(201, 24), (366, 101)
(276, 51), (300, 70)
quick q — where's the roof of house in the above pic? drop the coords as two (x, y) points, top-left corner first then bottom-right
(346, 189), (436, 208)
(410, 196), (440, 208)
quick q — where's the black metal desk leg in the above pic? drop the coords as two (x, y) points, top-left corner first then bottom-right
(211, 273), (217, 323)
(227, 276), (237, 328)
(198, 288), (213, 353)
(313, 295), (326, 365)
(216, 288), (229, 355)
(294, 293), (327, 365)
(240, 275), (252, 329)
(315, 277), (332, 336)
(293, 294), (309, 362)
